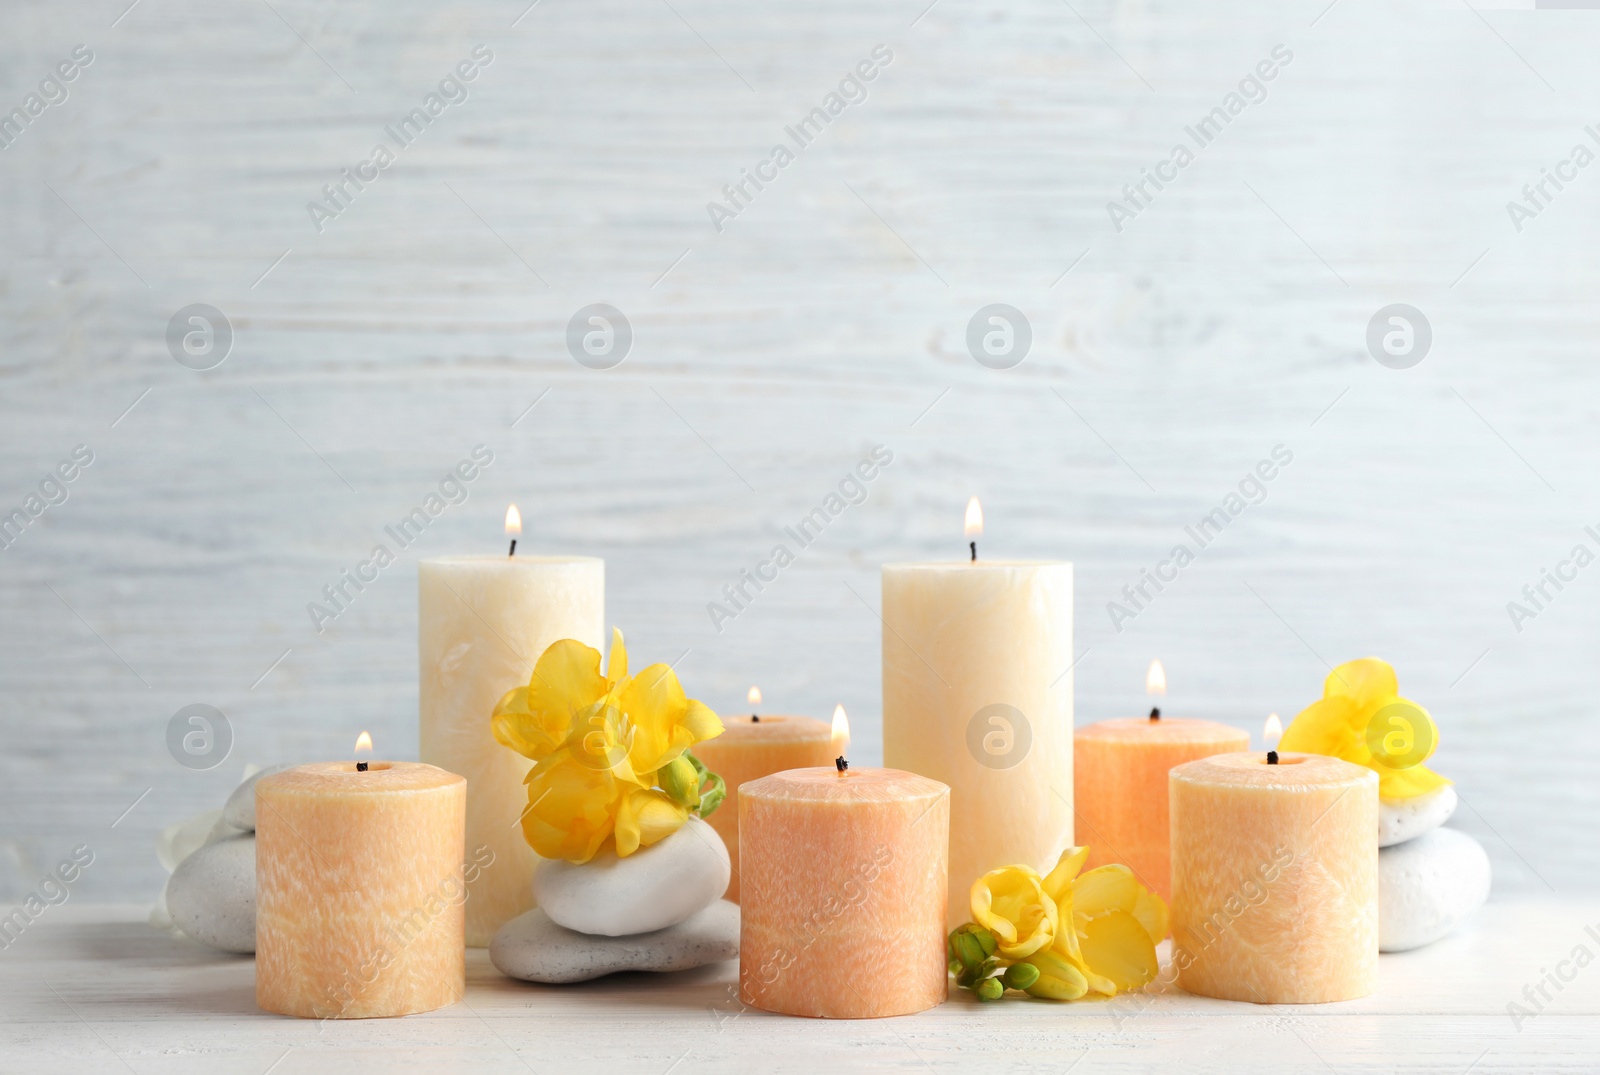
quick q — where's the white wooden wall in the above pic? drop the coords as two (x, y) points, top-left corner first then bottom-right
(1, 0), (1595, 903)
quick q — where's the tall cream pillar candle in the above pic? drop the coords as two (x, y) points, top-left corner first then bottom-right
(883, 556), (1073, 929)
(419, 554), (603, 946)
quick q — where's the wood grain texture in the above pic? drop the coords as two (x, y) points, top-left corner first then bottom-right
(1, 902), (1596, 1073)
(0, 0), (1598, 913)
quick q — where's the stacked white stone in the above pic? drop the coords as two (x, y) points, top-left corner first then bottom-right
(489, 817), (739, 983)
(1377, 786), (1492, 952)
(161, 764), (295, 954)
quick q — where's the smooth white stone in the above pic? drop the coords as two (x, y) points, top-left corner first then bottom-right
(490, 900), (739, 984)
(221, 763), (299, 832)
(533, 816), (730, 937)
(1379, 827), (1491, 952)
(1379, 785), (1458, 848)
(165, 833), (256, 954)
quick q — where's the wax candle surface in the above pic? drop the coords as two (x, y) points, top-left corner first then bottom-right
(256, 762), (466, 1019)
(1075, 717), (1250, 905)
(418, 555), (603, 946)
(691, 714), (834, 903)
(740, 767), (949, 1019)
(1170, 752), (1378, 1004)
(883, 561), (1073, 928)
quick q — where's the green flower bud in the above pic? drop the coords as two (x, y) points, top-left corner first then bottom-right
(658, 756), (701, 810)
(958, 956), (1001, 991)
(1003, 962), (1041, 991)
(972, 926), (998, 959)
(951, 930), (986, 970)
(949, 959), (963, 978)
(681, 752), (726, 819)
(976, 976), (1004, 1002)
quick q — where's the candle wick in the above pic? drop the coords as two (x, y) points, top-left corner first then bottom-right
(508, 539), (517, 557)
(356, 761), (369, 772)
(1266, 751), (1278, 765)
(835, 756), (848, 772)
(751, 713), (759, 722)
(1149, 707), (1161, 720)
(969, 541), (977, 562)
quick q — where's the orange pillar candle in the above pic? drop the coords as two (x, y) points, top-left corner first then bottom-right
(256, 761), (467, 1019)
(691, 692), (834, 903)
(739, 765), (950, 1019)
(1169, 752), (1378, 1004)
(1075, 715), (1249, 905)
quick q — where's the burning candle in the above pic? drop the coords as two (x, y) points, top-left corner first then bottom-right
(1168, 716), (1379, 1004)
(418, 509), (603, 945)
(883, 499), (1073, 927)
(1073, 660), (1249, 905)
(691, 688), (835, 902)
(256, 736), (467, 1018)
(739, 708), (951, 1018)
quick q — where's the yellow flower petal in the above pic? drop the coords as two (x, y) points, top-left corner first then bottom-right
(1042, 845), (1089, 902)
(521, 751), (621, 864)
(606, 627), (628, 681)
(1280, 696), (1366, 761)
(614, 787), (688, 857)
(617, 662), (712, 774)
(1379, 762), (1451, 799)
(1076, 910), (1160, 996)
(971, 865), (1057, 959)
(1132, 889), (1169, 944)
(1022, 948), (1089, 1001)
(1368, 698), (1441, 770)
(1323, 657), (1398, 713)
(1071, 865), (1140, 919)
(490, 686), (552, 760)
(681, 699), (725, 744)
(492, 639), (608, 762)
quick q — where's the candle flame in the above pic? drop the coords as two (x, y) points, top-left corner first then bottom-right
(831, 704), (850, 757)
(1263, 713), (1282, 750)
(505, 504), (522, 537)
(1146, 659), (1167, 696)
(747, 686), (762, 707)
(354, 731), (373, 755)
(964, 496), (984, 539)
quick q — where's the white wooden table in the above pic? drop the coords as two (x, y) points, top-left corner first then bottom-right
(3, 902), (1593, 1074)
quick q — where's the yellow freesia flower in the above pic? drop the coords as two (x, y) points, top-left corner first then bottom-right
(1280, 657), (1449, 799)
(971, 864), (1058, 959)
(493, 629), (724, 863)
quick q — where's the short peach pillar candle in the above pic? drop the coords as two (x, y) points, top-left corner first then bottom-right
(739, 765), (950, 1018)
(1169, 752), (1378, 1004)
(691, 691), (834, 903)
(1075, 714), (1249, 905)
(256, 761), (467, 1019)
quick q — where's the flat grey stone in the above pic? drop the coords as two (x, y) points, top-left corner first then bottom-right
(1379, 785), (1458, 848)
(490, 900), (739, 984)
(165, 833), (255, 954)
(1379, 826), (1490, 952)
(221, 764), (298, 832)
(532, 816), (729, 936)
